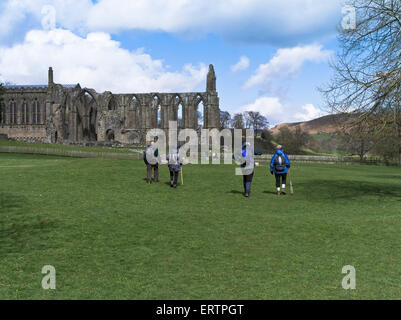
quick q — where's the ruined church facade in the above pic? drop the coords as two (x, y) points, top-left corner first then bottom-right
(0, 65), (220, 144)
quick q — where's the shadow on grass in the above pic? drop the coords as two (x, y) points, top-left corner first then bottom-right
(297, 179), (401, 200)
(0, 193), (57, 255)
(263, 191), (277, 195)
(370, 174), (401, 181)
(229, 190), (243, 195)
(143, 178), (163, 184)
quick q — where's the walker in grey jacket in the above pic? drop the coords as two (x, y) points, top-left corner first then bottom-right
(167, 147), (183, 188)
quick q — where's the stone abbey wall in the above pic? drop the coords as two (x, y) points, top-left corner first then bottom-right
(0, 66), (220, 145)
(0, 86), (48, 142)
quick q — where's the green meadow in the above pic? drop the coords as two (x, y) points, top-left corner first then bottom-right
(0, 153), (400, 299)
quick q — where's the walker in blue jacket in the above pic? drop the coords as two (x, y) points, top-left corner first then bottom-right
(270, 146), (290, 195)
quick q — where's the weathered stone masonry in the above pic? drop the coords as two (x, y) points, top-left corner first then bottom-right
(0, 65), (220, 144)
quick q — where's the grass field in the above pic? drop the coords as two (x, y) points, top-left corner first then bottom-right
(0, 152), (400, 299)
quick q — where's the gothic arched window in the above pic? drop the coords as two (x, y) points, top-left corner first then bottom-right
(36, 101), (40, 123)
(9, 101), (17, 124)
(21, 102), (25, 124)
(32, 100), (40, 124)
(1, 102), (5, 124)
(25, 103), (29, 124)
(14, 102), (17, 124)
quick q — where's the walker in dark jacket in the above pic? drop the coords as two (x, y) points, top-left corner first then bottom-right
(240, 142), (255, 198)
(270, 146), (290, 195)
(144, 142), (160, 184)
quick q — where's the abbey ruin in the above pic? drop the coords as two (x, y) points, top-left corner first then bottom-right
(0, 65), (220, 145)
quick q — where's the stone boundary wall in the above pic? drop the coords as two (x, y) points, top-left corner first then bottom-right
(0, 125), (46, 142)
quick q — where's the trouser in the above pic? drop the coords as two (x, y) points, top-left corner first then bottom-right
(170, 170), (179, 185)
(243, 171), (254, 193)
(275, 173), (287, 188)
(147, 164), (159, 182)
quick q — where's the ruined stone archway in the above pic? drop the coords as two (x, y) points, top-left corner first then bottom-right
(171, 94), (185, 129)
(193, 94), (206, 131)
(74, 89), (98, 142)
(105, 129), (115, 142)
(151, 94), (162, 128)
(4, 66), (220, 144)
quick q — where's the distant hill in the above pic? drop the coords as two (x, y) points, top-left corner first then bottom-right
(270, 113), (351, 135)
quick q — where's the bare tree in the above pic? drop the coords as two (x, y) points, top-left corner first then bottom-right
(243, 111), (269, 135)
(231, 113), (244, 129)
(220, 110), (231, 129)
(339, 122), (375, 161)
(243, 111), (252, 129)
(321, 0), (401, 164)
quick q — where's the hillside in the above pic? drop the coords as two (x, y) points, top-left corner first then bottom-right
(270, 113), (350, 134)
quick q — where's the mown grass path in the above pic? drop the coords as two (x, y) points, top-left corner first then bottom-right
(0, 153), (400, 299)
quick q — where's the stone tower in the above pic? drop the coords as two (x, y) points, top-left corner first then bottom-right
(48, 67), (54, 87)
(206, 64), (216, 92)
(205, 64), (219, 128)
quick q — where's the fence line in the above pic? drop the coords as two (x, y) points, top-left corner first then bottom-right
(254, 154), (393, 166)
(0, 146), (141, 160)
(0, 146), (395, 165)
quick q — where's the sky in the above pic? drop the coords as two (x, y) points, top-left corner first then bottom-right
(0, 0), (348, 126)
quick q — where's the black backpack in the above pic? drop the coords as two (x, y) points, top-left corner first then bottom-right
(143, 150), (149, 165)
(274, 154), (286, 171)
(144, 147), (159, 165)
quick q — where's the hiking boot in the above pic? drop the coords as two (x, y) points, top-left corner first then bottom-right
(281, 189), (286, 195)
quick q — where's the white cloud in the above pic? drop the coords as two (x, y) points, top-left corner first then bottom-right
(236, 97), (326, 125)
(0, 0), (92, 39)
(244, 44), (333, 89)
(86, 0), (341, 43)
(0, 28), (208, 93)
(0, 0), (342, 45)
(294, 104), (323, 122)
(237, 97), (284, 119)
(231, 56), (250, 72)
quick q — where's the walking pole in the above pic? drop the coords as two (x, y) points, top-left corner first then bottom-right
(180, 167), (184, 185)
(288, 168), (294, 195)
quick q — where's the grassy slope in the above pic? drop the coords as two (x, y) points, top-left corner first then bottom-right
(0, 153), (400, 299)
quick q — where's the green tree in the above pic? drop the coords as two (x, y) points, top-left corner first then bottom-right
(275, 127), (310, 155)
(259, 129), (274, 153)
(261, 129), (272, 141)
